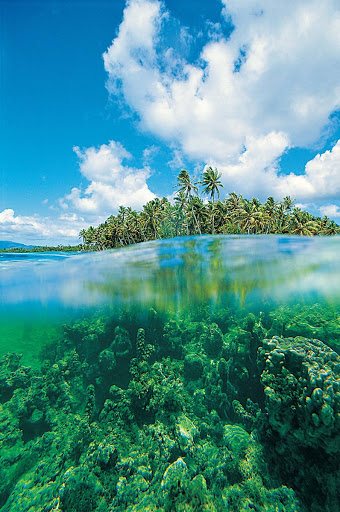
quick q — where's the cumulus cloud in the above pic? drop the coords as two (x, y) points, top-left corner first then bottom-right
(319, 204), (340, 218)
(0, 209), (87, 244)
(103, 0), (340, 202)
(216, 136), (340, 203)
(62, 140), (156, 214)
(211, 131), (290, 199)
(275, 139), (340, 200)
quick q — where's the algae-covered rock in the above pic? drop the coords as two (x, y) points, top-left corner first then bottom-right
(175, 414), (199, 452)
(136, 327), (154, 361)
(184, 353), (204, 380)
(111, 326), (133, 361)
(0, 353), (32, 403)
(223, 424), (251, 456)
(231, 399), (260, 430)
(267, 304), (340, 354)
(98, 348), (116, 372)
(161, 457), (189, 491)
(200, 323), (224, 357)
(60, 466), (106, 512)
(258, 335), (340, 453)
(221, 426), (301, 512)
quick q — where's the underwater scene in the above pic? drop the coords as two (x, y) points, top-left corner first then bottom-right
(0, 235), (340, 512)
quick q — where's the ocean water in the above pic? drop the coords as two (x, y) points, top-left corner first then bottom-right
(0, 236), (339, 511)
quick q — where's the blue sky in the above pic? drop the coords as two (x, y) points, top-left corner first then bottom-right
(1, 0), (339, 244)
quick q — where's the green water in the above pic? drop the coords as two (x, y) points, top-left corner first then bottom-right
(0, 236), (339, 511)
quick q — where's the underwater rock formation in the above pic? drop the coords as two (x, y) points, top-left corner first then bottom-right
(1, 306), (340, 511)
(258, 335), (340, 453)
(258, 335), (340, 512)
(265, 304), (340, 354)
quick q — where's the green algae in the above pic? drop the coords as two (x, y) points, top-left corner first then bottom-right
(1, 303), (339, 511)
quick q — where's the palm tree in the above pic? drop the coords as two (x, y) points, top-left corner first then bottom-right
(174, 191), (189, 235)
(126, 208), (144, 243)
(282, 195), (295, 213)
(319, 219), (339, 235)
(79, 229), (87, 245)
(84, 226), (96, 246)
(172, 204), (186, 237)
(189, 195), (207, 234)
(79, 187), (339, 250)
(275, 203), (286, 233)
(263, 196), (278, 233)
(225, 192), (244, 231)
(211, 199), (225, 233)
(239, 199), (261, 234)
(175, 169), (201, 234)
(199, 167), (224, 234)
(289, 208), (319, 236)
(141, 200), (160, 239)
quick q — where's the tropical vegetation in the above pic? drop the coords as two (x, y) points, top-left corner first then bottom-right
(79, 169), (339, 250)
(0, 245), (84, 253)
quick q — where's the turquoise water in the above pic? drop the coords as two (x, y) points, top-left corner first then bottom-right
(0, 236), (339, 511)
(1, 235), (340, 308)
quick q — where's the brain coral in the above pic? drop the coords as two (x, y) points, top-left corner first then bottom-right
(257, 336), (340, 454)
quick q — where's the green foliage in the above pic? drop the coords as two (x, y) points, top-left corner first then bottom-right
(77, 174), (339, 251)
(0, 245), (84, 253)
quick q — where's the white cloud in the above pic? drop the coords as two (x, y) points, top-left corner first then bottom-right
(295, 203), (309, 210)
(0, 209), (87, 245)
(142, 145), (159, 165)
(319, 204), (340, 218)
(217, 136), (340, 203)
(62, 140), (156, 214)
(103, 0), (340, 201)
(73, 141), (131, 184)
(213, 131), (289, 198)
(167, 148), (185, 170)
(275, 139), (340, 200)
(59, 213), (85, 222)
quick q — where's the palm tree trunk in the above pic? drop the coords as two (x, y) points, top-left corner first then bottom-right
(212, 193), (215, 235)
(190, 201), (201, 235)
(184, 211), (189, 235)
(153, 221), (159, 239)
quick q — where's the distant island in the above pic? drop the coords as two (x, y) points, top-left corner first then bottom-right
(0, 241), (36, 250)
(79, 169), (340, 251)
(0, 241), (83, 253)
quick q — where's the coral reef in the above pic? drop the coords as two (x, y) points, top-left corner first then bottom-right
(265, 304), (340, 354)
(258, 335), (340, 511)
(258, 335), (340, 452)
(0, 304), (339, 511)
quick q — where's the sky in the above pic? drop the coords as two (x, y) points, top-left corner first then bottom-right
(0, 0), (339, 245)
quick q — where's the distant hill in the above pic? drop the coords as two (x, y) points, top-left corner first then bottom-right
(0, 241), (36, 249)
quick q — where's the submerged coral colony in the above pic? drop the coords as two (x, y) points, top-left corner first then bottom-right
(0, 301), (339, 512)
